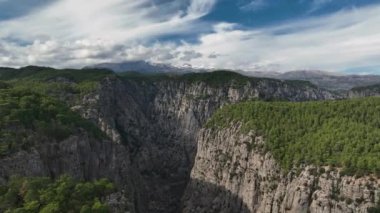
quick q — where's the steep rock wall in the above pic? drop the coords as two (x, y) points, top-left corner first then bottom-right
(0, 75), (338, 213)
(0, 133), (143, 213)
(183, 124), (380, 213)
(349, 89), (380, 98)
(77, 77), (336, 212)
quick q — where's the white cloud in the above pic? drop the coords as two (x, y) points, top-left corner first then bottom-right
(170, 4), (380, 72)
(187, 0), (217, 18)
(0, 1), (380, 73)
(0, 0), (215, 42)
(307, 0), (333, 13)
(239, 0), (267, 11)
(0, 0), (216, 67)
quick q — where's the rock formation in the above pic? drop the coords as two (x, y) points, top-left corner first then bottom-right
(184, 124), (380, 213)
(4, 70), (371, 213)
(70, 74), (336, 212)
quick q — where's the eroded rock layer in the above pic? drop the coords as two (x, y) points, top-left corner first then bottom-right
(184, 124), (380, 213)
(0, 72), (339, 213)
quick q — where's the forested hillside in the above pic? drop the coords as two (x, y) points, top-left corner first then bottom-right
(207, 98), (380, 176)
(0, 67), (117, 212)
(0, 88), (104, 156)
(0, 175), (114, 213)
(350, 83), (380, 98)
(0, 66), (367, 213)
(120, 70), (316, 90)
(0, 67), (111, 156)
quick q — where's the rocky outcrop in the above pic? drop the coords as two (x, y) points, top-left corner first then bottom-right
(184, 124), (380, 213)
(249, 70), (380, 91)
(0, 73), (338, 213)
(72, 76), (336, 212)
(0, 132), (143, 213)
(349, 85), (380, 98)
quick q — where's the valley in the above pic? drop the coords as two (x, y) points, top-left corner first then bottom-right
(0, 66), (379, 213)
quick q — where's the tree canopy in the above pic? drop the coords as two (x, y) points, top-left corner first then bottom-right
(0, 87), (104, 157)
(207, 98), (380, 176)
(0, 176), (114, 213)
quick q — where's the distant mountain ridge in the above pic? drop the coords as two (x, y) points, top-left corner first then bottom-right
(86, 61), (380, 91)
(85, 60), (205, 74)
(246, 70), (380, 91)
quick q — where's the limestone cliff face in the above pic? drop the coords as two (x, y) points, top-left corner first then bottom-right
(0, 132), (142, 213)
(73, 76), (336, 212)
(0, 74), (338, 213)
(348, 87), (380, 98)
(184, 124), (380, 213)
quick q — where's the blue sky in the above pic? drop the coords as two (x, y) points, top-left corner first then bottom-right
(207, 0), (375, 27)
(0, 0), (380, 73)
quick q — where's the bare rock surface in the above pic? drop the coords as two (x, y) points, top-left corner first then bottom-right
(80, 77), (336, 212)
(183, 124), (380, 213)
(0, 75), (339, 213)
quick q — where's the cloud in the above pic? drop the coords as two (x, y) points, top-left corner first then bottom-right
(1, 0), (380, 74)
(308, 0), (333, 13)
(0, 0), (215, 42)
(208, 53), (220, 59)
(0, 0), (216, 67)
(170, 4), (380, 72)
(179, 50), (202, 61)
(187, 0), (217, 17)
(0, 38), (205, 68)
(239, 0), (268, 11)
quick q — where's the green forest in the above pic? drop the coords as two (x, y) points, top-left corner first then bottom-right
(352, 84), (380, 94)
(0, 88), (105, 156)
(0, 67), (109, 156)
(0, 176), (114, 213)
(0, 66), (114, 96)
(0, 66), (113, 82)
(120, 70), (315, 89)
(207, 98), (380, 176)
(0, 67), (116, 213)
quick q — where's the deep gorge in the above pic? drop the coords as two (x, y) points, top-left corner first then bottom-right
(1, 68), (379, 213)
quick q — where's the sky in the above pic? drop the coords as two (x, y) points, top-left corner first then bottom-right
(0, 0), (380, 73)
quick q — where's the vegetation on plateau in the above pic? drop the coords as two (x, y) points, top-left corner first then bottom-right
(0, 66), (113, 82)
(207, 97), (380, 176)
(351, 84), (380, 94)
(0, 175), (114, 213)
(0, 87), (104, 156)
(0, 66), (114, 96)
(0, 66), (109, 157)
(120, 70), (316, 89)
(0, 65), (116, 213)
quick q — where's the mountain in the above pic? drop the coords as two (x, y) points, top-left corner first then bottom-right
(247, 70), (380, 91)
(349, 83), (380, 98)
(185, 99), (380, 212)
(86, 62), (380, 91)
(1, 66), (380, 213)
(85, 60), (204, 74)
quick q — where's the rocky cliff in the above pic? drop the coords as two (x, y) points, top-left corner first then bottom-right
(249, 70), (380, 91)
(0, 70), (339, 213)
(70, 72), (336, 212)
(183, 124), (380, 213)
(0, 131), (142, 213)
(349, 84), (380, 98)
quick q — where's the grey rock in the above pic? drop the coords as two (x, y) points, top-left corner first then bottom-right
(0, 73), (339, 213)
(184, 124), (380, 213)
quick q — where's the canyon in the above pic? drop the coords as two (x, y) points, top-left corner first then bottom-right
(0, 68), (379, 212)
